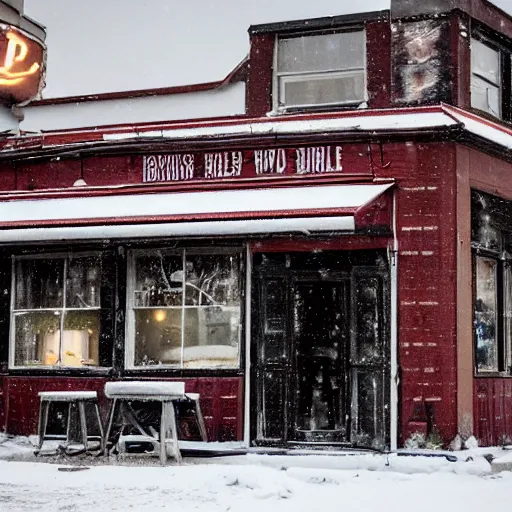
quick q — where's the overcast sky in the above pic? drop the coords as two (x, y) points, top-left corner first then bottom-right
(23, 0), (512, 98)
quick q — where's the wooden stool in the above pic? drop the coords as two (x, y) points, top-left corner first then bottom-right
(36, 391), (104, 455)
(103, 381), (207, 465)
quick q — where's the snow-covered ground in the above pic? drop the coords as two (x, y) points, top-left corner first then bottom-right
(0, 435), (511, 512)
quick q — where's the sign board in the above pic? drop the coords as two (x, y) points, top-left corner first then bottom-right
(143, 144), (374, 183)
(0, 25), (45, 104)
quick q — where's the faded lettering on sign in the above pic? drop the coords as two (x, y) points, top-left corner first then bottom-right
(142, 145), (348, 183)
(143, 154), (195, 182)
(296, 146), (343, 174)
(204, 151), (243, 178)
(254, 149), (287, 174)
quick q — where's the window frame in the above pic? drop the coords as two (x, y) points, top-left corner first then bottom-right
(471, 192), (512, 376)
(470, 30), (512, 122)
(9, 251), (109, 370)
(272, 28), (368, 113)
(125, 246), (245, 371)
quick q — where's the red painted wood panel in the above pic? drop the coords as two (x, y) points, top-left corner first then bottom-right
(16, 160), (82, 191)
(474, 378), (512, 446)
(246, 34), (274, 117)
(366, 20), (391, 109)
(2, 376), (244, 442)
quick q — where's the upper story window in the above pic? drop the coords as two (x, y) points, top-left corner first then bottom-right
(10, 253), (106, 368)
(471, 38), (502, 118)
(274, 30), (366, 111)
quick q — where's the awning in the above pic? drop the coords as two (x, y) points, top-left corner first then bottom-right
(0, 183), (393, 242)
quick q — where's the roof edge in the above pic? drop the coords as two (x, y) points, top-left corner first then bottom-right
(29, 57), (249, 107)
(248, 9), (390, 35)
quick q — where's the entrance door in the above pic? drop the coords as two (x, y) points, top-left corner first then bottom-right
(292, 278), (349, 443)
(252, 251), (390, 449)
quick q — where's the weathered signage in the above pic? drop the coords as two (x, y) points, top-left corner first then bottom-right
(0, 25), (45, 103)
(143, 145), (361, 183)
(392, 19), (451, 105)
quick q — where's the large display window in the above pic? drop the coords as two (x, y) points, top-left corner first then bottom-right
(125, 248), (243, 369)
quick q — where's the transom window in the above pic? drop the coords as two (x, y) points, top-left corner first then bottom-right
(472, 191), (512, 374)
(126, 248), (242, 369)
(274, 30), (366, 110)
(10, 254), (102, 368)
(471, 38), (502, 118)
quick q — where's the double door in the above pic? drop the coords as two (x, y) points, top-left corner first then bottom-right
(252, 252), (390, 449)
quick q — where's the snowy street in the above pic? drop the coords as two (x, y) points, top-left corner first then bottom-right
(0, 453), (511, 512)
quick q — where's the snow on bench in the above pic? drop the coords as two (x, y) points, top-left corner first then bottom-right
(104, 381), (185, 399)
(38, 391), (98, 401)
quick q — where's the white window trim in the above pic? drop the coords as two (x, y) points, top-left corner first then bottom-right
(124, 247), (245, 371)
(272, 30), (368, 112)
(9, 252), (103, 370)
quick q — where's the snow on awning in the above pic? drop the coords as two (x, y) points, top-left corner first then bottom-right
(0, 183), (393, 242)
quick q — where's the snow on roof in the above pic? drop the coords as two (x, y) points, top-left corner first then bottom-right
(2, 106), (512, 163)
(101, 109), (456, 143)
(442, 104), (512, 150)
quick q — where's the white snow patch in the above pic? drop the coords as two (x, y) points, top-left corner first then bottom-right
(0, 457), (510, 512)
(104, 381), (185, 398)
(0, 434), (512, 510)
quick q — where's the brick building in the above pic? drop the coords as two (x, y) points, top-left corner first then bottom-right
(0, 0), (511, 449)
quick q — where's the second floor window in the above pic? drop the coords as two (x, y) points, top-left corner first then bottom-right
(471, 38), (502, 118)
(274, 30), (366, 111)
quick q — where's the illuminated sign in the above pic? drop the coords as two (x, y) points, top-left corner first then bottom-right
(0, 25), (45, 103)
(0, 31), (40, 85)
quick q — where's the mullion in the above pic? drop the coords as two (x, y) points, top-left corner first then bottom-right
(58, 258), (67, 365)
(13, 308), (101, 313)
(472, 71), (500, 88)
(180, 248), (186, 369)
(276, 67), (365, 78)
(502, 53), (511, 121)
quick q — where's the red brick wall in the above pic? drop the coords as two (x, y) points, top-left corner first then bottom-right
(377, 142), (458, 445)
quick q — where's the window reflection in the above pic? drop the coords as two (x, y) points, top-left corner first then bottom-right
(12, 255), (102, 368)
(130, 250), (242, 368)
(475, 257), (498, 372)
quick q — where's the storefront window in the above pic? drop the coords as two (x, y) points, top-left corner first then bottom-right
(472, 190), (512, 375)
(11, 255), (101, 368)
(127, 249), (242, 368)
(474, 257), (498, 372)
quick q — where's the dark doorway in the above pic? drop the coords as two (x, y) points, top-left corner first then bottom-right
(252, 250), (390, 449)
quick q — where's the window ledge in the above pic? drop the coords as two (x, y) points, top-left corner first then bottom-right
(268, 102), (368, 117)
(474, 373), (512, 379)
(7, 367), (113, 377)
(123, 368), (244, 378)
